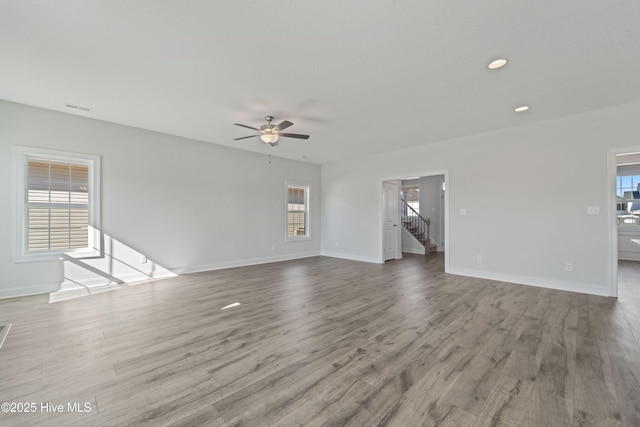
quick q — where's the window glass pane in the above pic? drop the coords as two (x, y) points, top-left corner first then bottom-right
(401, 185), (420, 216)
(28, 207), (50, 251)
(26, 158), (90, 252)
(287, 185), (308, 237)
(70, 163), (89, 205)
(617, 174), (640, 227)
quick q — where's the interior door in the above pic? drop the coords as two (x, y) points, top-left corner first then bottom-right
(383, 180), (399, 261)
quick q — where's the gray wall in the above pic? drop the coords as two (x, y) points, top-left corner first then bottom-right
(322, 101), (640, 296)
(0, 100), (321, 297)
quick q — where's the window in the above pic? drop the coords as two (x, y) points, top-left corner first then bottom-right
(616, 174), (640, 198)
(14, 147), (101, 261)
(286, 183), (309, 240)
(616, 173), (640, 227)
(401, 185), (420, 217)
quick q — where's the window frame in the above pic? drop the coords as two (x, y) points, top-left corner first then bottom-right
(285, 182), (310, 241)
(13, 146), (101, 262)
(400, 184), (420, 217)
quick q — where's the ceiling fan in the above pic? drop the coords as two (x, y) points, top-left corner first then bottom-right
(234, 115), (310, 146)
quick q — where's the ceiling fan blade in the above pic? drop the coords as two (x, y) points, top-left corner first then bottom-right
(270, 141), (279, 147)
(274, 120), (293, 132)
(233, 135), (259, 140)
(234, 123), (260, 131)
(279, 133), (310, 139)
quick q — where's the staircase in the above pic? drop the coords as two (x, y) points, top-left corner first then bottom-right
(400, 199), (438, 255)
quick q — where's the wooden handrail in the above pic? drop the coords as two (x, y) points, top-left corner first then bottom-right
(400, 198), (432, 254)
(403, 200), (430, 226)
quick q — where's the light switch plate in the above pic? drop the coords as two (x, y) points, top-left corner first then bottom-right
(587, 206), (600, 215)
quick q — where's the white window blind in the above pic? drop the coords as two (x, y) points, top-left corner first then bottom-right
(27, 159), (90, 252)
(287, 184), (309, 238)
(14, 146), (100, 262)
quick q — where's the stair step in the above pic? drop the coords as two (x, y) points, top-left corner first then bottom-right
(402, 222), (437, 252)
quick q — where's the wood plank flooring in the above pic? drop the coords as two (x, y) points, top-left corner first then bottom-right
(0, 254), (639, 426)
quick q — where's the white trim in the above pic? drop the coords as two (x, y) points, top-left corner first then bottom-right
(401, 248), (426, 255)
(608, 148), (619, 298)
(117, 271), (176, 282)
(447, 267), (611, 297)
(49, 283), (123, 303)
(58, 270), (177, 288)
(285, 181), (311, 242)
(13, 146), (102, 262)
(320, 251), (382, 264)
(173, 251), (322, 274)
(0, 282), (61, 300)
(607, 145), (640, 298)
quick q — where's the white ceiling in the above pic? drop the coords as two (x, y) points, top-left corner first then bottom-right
(2, 1), (640, 164)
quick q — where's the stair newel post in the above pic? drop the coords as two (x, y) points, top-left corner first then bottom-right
(426, 218), (431, 255)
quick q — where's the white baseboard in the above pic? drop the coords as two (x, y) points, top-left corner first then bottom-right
(117, 270), (176, 282)
(1, 254), (321, 300)
(402, 247), (426, 255)
(173, 251), (322, 275)
(62, 276), (110, 287)
(320, 251), (382, 264)
(0, 282), (61, 300)
(50, 283), (123, 303)
(447, 267), (612, 297)
(60, 270), (176, 288)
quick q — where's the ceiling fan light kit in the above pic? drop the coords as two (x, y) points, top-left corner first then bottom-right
(234, 115), (309, 146)
(260, 133), (279, 144)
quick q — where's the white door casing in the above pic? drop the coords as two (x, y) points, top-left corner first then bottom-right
(383, 180), (400, 261)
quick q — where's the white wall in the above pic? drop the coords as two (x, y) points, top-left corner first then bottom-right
(0, 100), (321, 298)
(401, 227), (425, 255)
(322, 101), (640, 296)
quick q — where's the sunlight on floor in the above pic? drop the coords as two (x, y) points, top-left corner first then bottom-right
(221, 302), (241, 310)
(49, 233), (176, 303)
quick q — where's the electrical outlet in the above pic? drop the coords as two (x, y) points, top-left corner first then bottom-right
(271, 244), (276, 251)
(459, 208), (467, 216)
(476, 255), (482, 262)
(565, 262), (573, 272)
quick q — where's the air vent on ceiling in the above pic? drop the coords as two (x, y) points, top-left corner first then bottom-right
(65, 104), (91, 112)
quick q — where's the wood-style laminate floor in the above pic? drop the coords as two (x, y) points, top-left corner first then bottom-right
(0, 254), (639, 426)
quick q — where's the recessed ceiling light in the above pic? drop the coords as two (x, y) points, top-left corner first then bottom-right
(488, 58), (508, 70)
(515, 105), (530, 112)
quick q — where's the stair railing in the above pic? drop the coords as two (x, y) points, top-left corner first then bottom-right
(400, 198), (432, 254)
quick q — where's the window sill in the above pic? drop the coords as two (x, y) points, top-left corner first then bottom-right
(286, 236), (311, 242)
(14, 248), (102, 263)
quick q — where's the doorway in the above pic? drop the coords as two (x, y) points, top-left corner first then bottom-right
(399, 174), (445, 255)
(609, 149), (640, 297)
(382, 180), (401, 261)
(381, 171), (450, 272)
